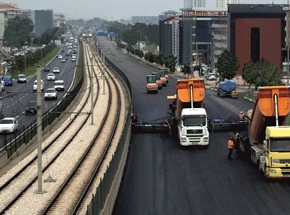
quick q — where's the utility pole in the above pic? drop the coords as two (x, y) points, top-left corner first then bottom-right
(35, 65), (45, 194)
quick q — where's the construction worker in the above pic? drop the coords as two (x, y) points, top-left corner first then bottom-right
(234, 132), (241, 158)
(131, 113), (138, 124)
(227, 136), (235, 160)
(239, 111), (245, 122)
(169, 101), (176, 117)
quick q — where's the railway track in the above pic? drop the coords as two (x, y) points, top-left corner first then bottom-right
(0, 41), (126, 214)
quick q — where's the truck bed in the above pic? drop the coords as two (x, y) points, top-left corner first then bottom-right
(249, 86), (290, 144)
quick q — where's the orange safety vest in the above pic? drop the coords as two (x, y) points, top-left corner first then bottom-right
(228, 139), (235, 149)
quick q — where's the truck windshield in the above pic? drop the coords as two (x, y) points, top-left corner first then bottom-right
(270, 139), (290, 152)
(183, 115), (206, 126)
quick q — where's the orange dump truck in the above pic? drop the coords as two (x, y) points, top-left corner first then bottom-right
(241, 86), (290, 178)
(169, 78), (209, 146)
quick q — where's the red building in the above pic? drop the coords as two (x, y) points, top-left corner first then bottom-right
(228, 4), (287, 75)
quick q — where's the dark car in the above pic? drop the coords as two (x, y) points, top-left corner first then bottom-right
(25, 101), (37, 115)
(3, 75), (13, 86)
(43, 66), (50, 72)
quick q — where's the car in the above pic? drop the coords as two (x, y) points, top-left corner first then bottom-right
(25, 101), (37, 115)
(0, 80), (4, 92)
(71, 57), (76, 62)
(58, 55), (63, 59)
(0, 117), (18, 133)
(43, 66), (50, 72)
(17, 74), (27, 83)
(61, 58), (66, 63)
(33, 79), (44, 91)
(3, 75), (13, 86)
(44, 88), (58, 100)
(207, 75), (217, 81)
(53, 67), (60, 73)
(54, 80), (65, 91)
(47, 73), (56, 81)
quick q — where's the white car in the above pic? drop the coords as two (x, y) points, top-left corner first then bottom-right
(0, 117), (18, 133)
(54, 80), (65, 91)
(58, 55), (63, 59)
(44, 88), (58, 100)
(33, 79), (44, 91)
(53, 67), (60, 73)
(47, 73), (55, 81)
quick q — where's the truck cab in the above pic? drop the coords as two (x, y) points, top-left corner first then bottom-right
(178, 108), (209, 146)
(256, 127), (290, 178)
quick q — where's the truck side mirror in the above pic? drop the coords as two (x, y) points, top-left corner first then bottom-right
(263, 140), (268, 151)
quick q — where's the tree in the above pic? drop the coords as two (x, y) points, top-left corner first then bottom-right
(242, 61), (256, 90)
(181, 63), (191, 75)
(242, 59), (283, 90)
(164, 55), (177, 73)
(216, 50), (239, 80)
(3, 16), (34, 48)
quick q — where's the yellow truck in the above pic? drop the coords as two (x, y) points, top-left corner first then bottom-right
(241, 86), (290, 179)
(146, 75), (158, 94)
(169, 78), (209, 146)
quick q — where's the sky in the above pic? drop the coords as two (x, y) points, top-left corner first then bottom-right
(8, 0), (290, 20)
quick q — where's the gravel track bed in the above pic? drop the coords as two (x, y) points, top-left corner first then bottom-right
(77, 63), (129, 214)
(0, 44), (113, 214)
(46, 62), (118, 214)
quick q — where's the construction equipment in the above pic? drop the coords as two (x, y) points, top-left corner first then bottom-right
(151, 72), (163, 90)
(146, 75), (158, 94)
(131, 113), (172, 135)
(217, 80), (238, 98)
(168, 78), (209, 146)
(239, 86), (290, 179)
(158, 69), (169, 83)
(158, 70), (167, 86)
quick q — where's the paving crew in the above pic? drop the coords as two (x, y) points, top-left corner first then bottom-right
(234, 132), (241, 158)
(227, 136), (235, 160)
(239, 111), (245, 122)
(131, 113), (138, 124)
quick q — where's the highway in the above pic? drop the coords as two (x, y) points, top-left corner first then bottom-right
(97, 36), (290, 215)
(0, 45), (78, 148)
